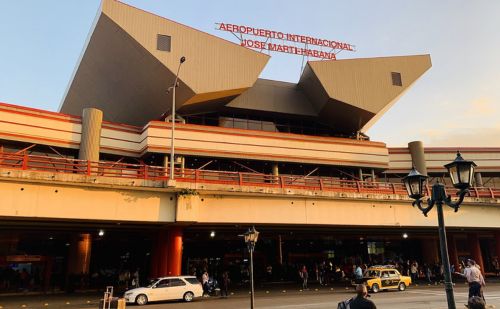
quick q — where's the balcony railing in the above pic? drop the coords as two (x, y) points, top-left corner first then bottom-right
(0, 152), (499, 199)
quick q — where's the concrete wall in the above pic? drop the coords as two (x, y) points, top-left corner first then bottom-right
(0, 179), (175, 222)
(388, 147), (500, 173)
(177, 193), (500, 228)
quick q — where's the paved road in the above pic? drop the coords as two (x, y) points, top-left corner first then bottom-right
(0, 284), (498, 309)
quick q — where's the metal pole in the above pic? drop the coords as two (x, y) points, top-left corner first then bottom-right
(249, 245), (255, 309)
(168, 59), (184, 182)
(169, 83), (176, 181)
(436, 200), (456, 309)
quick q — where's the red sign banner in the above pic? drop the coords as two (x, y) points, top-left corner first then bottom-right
(216, 22), (355, 60)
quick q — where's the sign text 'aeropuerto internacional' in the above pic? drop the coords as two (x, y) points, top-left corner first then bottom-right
(216, 22), (355, 60)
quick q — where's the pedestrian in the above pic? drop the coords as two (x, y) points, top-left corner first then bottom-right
(493, 257), (500, 276)
(220, 271), (230, 298)
(300, 265), (308, 290)
(202, 270), (209, 297)
(456, 259), (485, 301)
(425, 264), (433, 284)
(132, 268), (140, 288)
(467, 296), (486, 309)
(354, 264), (363, 284)
(338, 284), (376, 309)
(410, 261), (418, 283)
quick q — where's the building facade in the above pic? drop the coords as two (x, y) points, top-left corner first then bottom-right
(0, 0), (499, 292)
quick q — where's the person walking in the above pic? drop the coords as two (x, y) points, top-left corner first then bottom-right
(354, 264), (363, 284)
(220, 271), (230, 298)
(456, 259), (485, 301)
(300, 265), (308, 290)
(202, 271), (209, 297)
(410, 261), (418, 284)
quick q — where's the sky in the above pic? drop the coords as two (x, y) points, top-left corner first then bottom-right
(0, 0), (499, 147)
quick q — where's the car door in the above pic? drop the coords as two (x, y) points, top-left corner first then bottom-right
(388, 270), (400, 287)
(380, 271), (392, 288)
(166, 278), (188, 300)
(151, 279), (171, 301)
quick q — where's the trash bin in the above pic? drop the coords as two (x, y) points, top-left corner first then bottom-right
(99, 297), (126, 309)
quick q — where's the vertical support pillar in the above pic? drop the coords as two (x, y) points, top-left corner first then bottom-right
(496, 232), (500, 261)
(272, 163), (279, 176)
(447, 234), (459, 269)
(78, 108), (103, 161)
(421, 238), (439, 264)
(468, 233), (484, 271)
(167, 227), (183, 276)
(156, 230), (169, 277)
(408, 141), (428, 175)
(277, 235), (283, 265)
(68, 233), (92, 275)
(475, 173), (483, 187)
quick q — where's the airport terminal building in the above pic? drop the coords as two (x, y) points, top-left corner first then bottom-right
(0, 0), (500, 292)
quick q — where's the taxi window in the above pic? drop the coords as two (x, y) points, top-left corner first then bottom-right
(364, 270), (380, 277)
(381, 271), (389, 278)
(388, 270), (399, 278)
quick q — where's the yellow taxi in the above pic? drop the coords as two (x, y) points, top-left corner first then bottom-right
(362, 266), (411, 293)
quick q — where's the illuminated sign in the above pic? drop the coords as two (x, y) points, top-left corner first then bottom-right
(216, 22), (355, 60)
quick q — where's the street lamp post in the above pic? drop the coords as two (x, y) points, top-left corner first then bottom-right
(167, 56), (186, 186)
(403, 151), (477, 309)
(244, 226), (259, 309)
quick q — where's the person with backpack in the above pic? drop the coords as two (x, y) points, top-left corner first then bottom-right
(338, 284), (376, 309)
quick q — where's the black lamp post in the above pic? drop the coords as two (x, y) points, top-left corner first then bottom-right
(403, 151), (476, 309)
(244, 226), (259, 309)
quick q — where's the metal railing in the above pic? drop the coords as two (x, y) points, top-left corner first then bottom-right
(0, 152), (499, 198)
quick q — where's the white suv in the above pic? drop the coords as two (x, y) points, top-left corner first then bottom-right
(124, 276), (203, 305)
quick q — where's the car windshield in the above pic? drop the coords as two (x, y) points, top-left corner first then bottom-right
(364, 270), (380, 277)
(146, 278), (160, 288)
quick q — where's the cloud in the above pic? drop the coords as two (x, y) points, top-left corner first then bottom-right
(468, 98), (496, 116)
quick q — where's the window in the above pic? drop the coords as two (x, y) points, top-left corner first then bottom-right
(168, 278), (186, 287)
(157, 34), (171, 52)
(391, 72), (402, 86)
(388, 271), (399, 278)
(185, 278), (201, 285)
(156, 279), (170, 288)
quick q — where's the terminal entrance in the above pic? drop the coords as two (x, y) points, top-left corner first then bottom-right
(0, 222), (498, 294)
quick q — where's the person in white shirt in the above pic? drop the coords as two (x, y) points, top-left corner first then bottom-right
(456, 259), (485, 300)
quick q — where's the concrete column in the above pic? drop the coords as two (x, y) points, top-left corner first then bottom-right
(408, 141), (427, 175)
(272, 163), (279, 176)
(468, 233), (484, 271)
(154, 230), (169, 277)
(475, 173), (483, 187)
(494, 233), (500, 263)
(277, 235), (283, 265)
(167, 227), (183, 276)
(447, 235), (459, 269)
(78, 108), (103, 161)
(68, 233), (92, 275)
(421, 238), (439, 264)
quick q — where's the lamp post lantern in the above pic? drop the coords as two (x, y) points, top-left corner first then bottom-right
(244, 226), (259, 309)
(403, 151), (476, 309)
(167, 56), (186, 186)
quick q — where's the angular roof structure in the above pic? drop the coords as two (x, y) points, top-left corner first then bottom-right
(60, 0), (270, 125)
(298, 55), (432, 133)
(60, 0), (431, 135)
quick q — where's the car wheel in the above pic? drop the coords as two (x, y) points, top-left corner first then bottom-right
(183, 291), (194, 302)
(398, 282), (406, 291)
(371, 283), (380, 293)
(135, 294), (148, 306)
